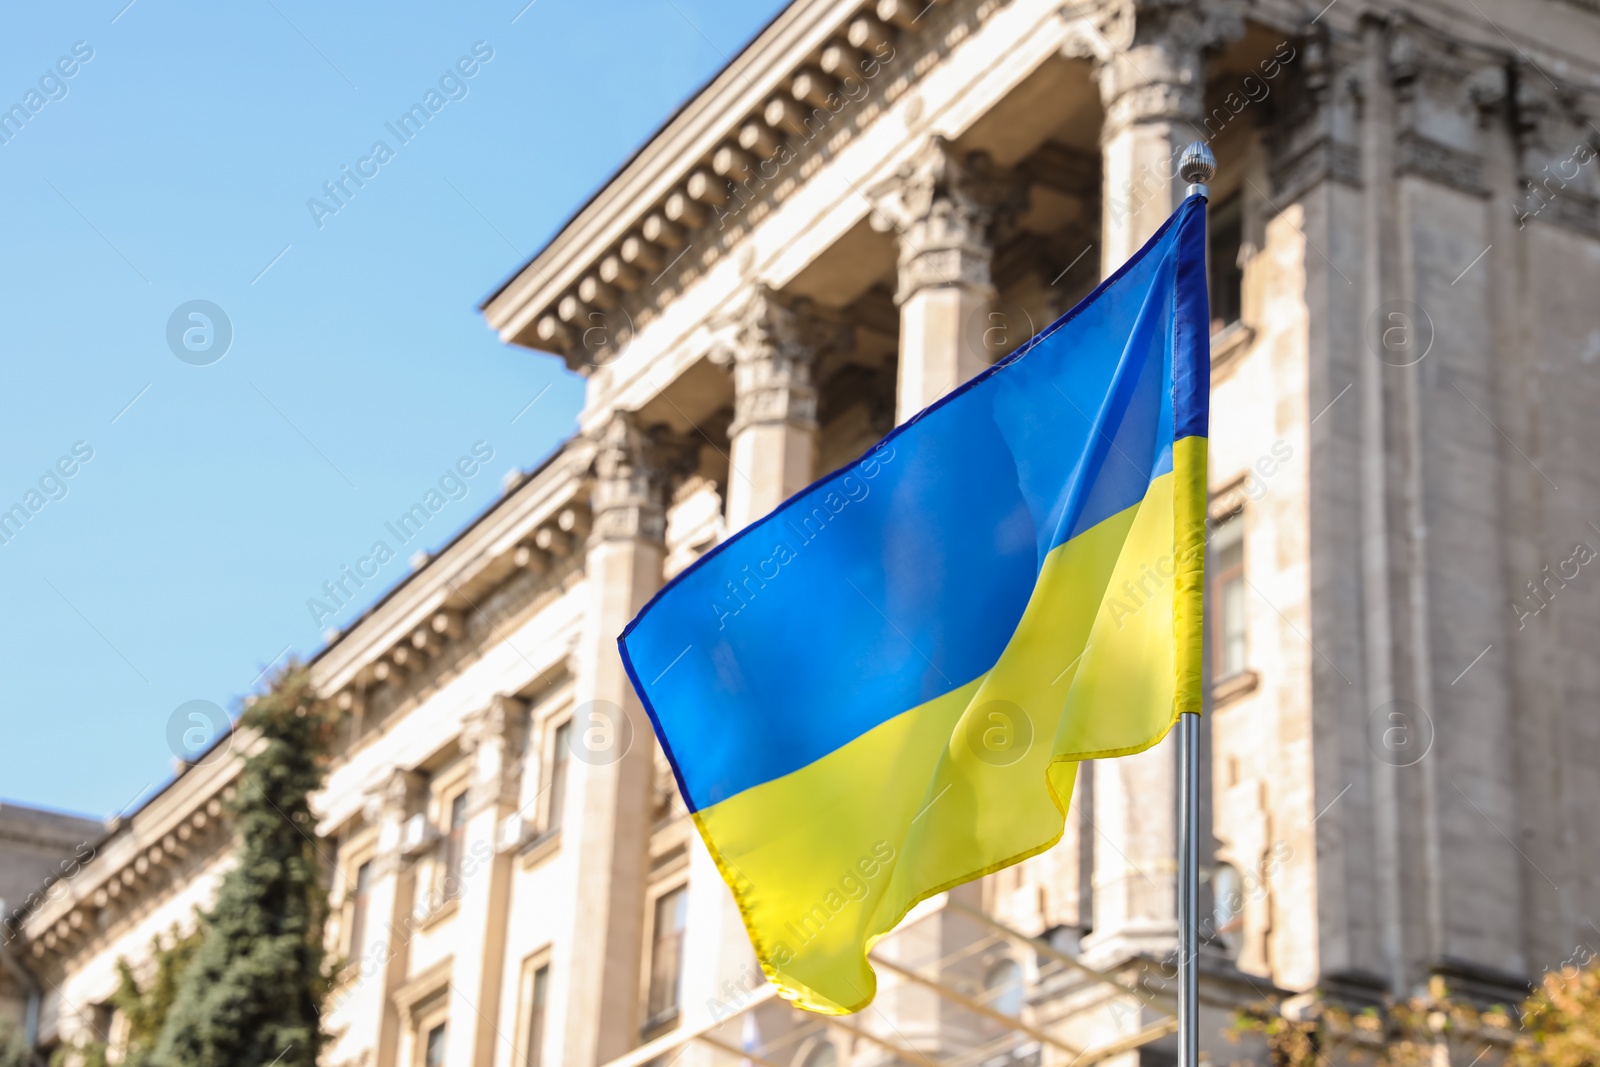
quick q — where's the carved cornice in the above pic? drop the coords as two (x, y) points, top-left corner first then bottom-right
(1511, 66), (1600, 233)
(15, 779), (239, 968)
(868, 135), (1027, 304)
(311, 438), (596, 749)
(1384, 21), (1502, 197)
(482, 0), (1032, 370)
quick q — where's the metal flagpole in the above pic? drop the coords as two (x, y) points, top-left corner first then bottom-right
(1175, 140), (1216, 1067)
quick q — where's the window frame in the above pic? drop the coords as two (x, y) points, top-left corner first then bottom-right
(796, 1038), (840, 1067)
(982, 957), (1026, 1018)
(408, 984), (450, 1067)
(1210, 861), (1247, 960)
(345, 855), (375, 965)
(642, 880), (690, 1030)
(1209, 508), (1247, 680)
(542, 717), (573, 835)
(515, 947), (554, 1067)
(419, 1018), (449, 1067)
(1207, 192), (1246, 334)
(437, 787), (470, 902)
(331, 826), (379, 974)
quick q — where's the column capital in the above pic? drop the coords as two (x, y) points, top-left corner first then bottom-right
(1088, 0), (1241, 134)
(461, 694), (528, 813)
(460, 693), (528, 753)
(718, 285), (838, 438)
(869, 136), (1026, 305)
(363, 767), (426, 825)
(590, 410), (695, 545)
(362, 768), (428, 871)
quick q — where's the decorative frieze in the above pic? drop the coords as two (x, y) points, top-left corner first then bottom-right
(1271, 135), (1363, 203)
(1511, 70), (1600, 236)
(1394, 130), (1489, 197)
(1385, 21), (1501, 198)
(1264, 27), (1364, 204)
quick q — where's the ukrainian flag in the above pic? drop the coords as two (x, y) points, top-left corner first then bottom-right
(620, 196), (1210, 1014)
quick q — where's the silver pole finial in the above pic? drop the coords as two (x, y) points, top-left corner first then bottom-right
(1179, 142), (1217, 199)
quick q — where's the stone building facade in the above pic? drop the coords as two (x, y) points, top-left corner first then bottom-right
(8, 0), (1600, 1063)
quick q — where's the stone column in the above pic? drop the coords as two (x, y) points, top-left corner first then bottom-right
(1093, 4), (1214, 269)
(363, 769), (426, 1067)
(558, 410), (689, 1067)
(445, 695), (527, 1067)
(872, 136), (1021, 423)
(1083, 9), (1213, 970)
(723, 285), (826, 530)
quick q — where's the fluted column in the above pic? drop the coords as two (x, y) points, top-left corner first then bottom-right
(364, 769), (426, 1067)
(723, 285), (827, 529)
(872, 136), (1021, 422)
(558, 411), (691, 1067)
(445, 695), (527, 1067)
(1084, 10), (1212, 969)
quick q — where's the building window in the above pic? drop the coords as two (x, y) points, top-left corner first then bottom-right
(800, 1041), (838, 1067)
(423, 1021), (448, 1067)
(1210, 511), (1246, 678)
(91, 1002), (116, 1044)
(440, 791), (469, 900)
(523, 962), (550, 1067)
(1211, 863), (1245, 959)
(983, 958), (1025, 1017)
(1209, 194), (1244, 333)
(347, 859), (373, 961)
(645, 884), (689, 1024)
(545, 721), (571, 833)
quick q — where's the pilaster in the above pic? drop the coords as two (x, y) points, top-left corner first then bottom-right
(445, 695), (528, 1067)
(1378, 19), (1528, 993)
(364, 768), (427, 1067)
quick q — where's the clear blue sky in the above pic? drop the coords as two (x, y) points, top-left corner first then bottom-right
(0, 0), (786, 820)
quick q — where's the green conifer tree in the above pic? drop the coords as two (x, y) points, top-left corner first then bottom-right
(52, 923), (202, 1067)
(153, 666), (335, 1067)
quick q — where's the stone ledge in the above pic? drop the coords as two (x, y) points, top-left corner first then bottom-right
(1212, 669), (1261, 708)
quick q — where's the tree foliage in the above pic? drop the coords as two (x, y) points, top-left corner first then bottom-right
(151, 666), (336, 1067)
(1230, 958), (1600, 1067)
(1513, 958), (1600, 1067)
(0, 1020), (28, 1067)
(50, 923), (202, 1067)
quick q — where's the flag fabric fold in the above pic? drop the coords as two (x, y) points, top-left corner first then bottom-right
(620, 195), (1210, 1015)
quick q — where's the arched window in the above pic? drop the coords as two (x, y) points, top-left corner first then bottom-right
(983, 958), (1025, 1017)
(800, 1040), (838, 1067)
(1212, 863), (1245, 959)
